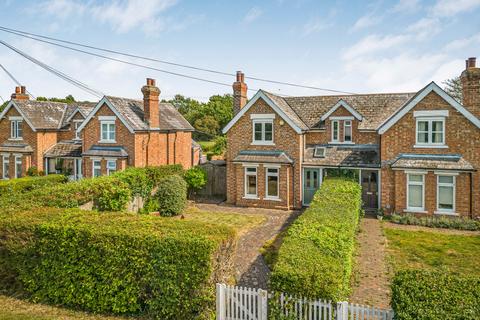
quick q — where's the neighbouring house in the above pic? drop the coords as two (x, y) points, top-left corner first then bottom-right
(0, 79), (199, 180)
(223, 57), (480, 218)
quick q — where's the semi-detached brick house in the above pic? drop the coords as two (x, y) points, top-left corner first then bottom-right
(223, 57), (480, 218)
(0, 78), (198, 180)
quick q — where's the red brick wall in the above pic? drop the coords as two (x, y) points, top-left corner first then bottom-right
(381, 91), (480, 217)
(226, 98), (302, 209)
(58, 112), (84, 141)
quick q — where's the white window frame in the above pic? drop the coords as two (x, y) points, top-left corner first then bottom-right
(265, 166), (280, 200)
(344, 120), (352, 142)
(10, 119), (23, 140)
(252, 119), (274, 145)
(2, 155), (9, 180)
(436, 174), (456, 214)
(415, 117), (446, 147)
(73, 120), (83, 140)
(106, 159), (117, 176)
(92, 159), (102, 177)
(244, 166), (258, 199)
(14, 155), (22, 178)
(100, 120), (116, 143)
(406, 172), (425, 212)
(331, 120), (339, 142)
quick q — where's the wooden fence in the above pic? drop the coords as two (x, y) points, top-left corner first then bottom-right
(216, 284), (394, 320)
(197, 160), (226, 200)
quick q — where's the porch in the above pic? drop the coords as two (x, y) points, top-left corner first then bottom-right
(44, 141), (83, 180)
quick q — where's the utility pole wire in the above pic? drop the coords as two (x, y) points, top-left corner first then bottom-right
(0, 63), (35, 98)
(0, 25), (358, 95)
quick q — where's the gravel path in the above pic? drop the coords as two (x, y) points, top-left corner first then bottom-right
(195, 203), (301, 289)
(350, 216), (391, 308)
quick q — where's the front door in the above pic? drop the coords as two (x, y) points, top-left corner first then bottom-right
(361, 170), (378, 210)
(303, 168), (321, 205)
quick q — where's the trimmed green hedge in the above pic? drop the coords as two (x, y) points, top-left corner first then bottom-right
(269, 178), (362, 300)
(0, 208), (236, 319)
(391, 270), (480, 319)
(0, 175), (67, 196)
(156, 175), (187, 216)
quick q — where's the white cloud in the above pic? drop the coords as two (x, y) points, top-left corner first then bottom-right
(35, 0), (86, 19)
(301, 9), (336, 36)
(342, 34), (411, 60)
(392, 0), (421, 13)
(243, 6), (263, 24)
(431, 0), (480, 17)
(350, 12), (383, 32)
(407, 17), (442, 39)
(443, 33), (480, 51)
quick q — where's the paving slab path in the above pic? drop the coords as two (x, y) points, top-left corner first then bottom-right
(195, 203), (301, 289)
(350, 216), (391, 308)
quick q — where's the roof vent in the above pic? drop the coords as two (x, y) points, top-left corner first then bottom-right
(313, 146), (326, 158)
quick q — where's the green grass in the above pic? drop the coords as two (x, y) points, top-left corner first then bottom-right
(384, 227), (480, 276)
(197, 140), (215, 152)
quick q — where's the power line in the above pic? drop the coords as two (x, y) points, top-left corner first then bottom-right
(0, 25), (358, 95)
(0, 63), (35, 98)
(0, 40), (104, 98)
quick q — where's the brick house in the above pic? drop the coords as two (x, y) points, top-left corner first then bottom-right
(0, 79), (198, 180)
(223, 57), (480, 218)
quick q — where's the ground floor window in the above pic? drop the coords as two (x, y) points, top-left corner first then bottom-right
(15, 156), (22, 178)
(407, 173), (424, 211)
(265, 167), (279, 199)
(244, 167), (257, 198)
(2, 155), (9, 179)
(93, 160), (102, 177)
(437, 175), (455, 213)
(106, 159), (117, 175)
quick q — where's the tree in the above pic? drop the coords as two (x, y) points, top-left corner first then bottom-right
(193, 115), (220, 136)
(0, 101), (7, 112)
(443, 76), (462, 103)
(35, 95), (76, 104)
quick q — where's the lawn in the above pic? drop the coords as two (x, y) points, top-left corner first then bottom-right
(384, 226), (480, 276)
(197, 140), (215, 152)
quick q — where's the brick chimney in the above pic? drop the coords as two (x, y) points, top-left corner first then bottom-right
(233, 71), (248, 115)
(11, 86), (29, 100)
(460, 57), (480, 118)
(141, 78), (160, 129)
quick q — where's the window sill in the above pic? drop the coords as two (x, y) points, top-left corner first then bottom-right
(251, 141), (275, 146)
(403, 209), (428, 214)
(99, 140), (117, 144)
(243, 196), (260, 200)
(328, 141), (354, 145)
(264, 197), (281, 202)
(434, 211), (458, 216)
(8, 138), (23, 141)
(413, 144), (448, 149)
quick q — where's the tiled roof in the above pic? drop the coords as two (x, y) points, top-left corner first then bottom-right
(391, 154), (475, 171)
(264, 92), (415, 130)
(233, 150), (293, 164)
(82, 145), (129, 158)
(44, 141), (82, 158)
(0, 141), (33, 153)
(105, 96), (194, 131)
(303, 144), (380, 167)
(262, 91), (309, 131)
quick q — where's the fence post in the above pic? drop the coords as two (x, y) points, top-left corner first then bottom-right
(336, 301), (348, 320)
(258, 289), (268, 320)
(216, 283), (226, 320)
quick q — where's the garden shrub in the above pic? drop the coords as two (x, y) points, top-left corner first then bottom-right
(0, 208), (236, 319)
(391, 270), (480, 319)
(184, 166), (207, 194)
(0, 174), (66, 196)
(155, 175), (187, 217)
(389, 213), (480, 231)
(269, 178), (362, 301)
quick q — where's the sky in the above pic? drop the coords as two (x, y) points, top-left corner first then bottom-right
(0, 0), (479, 103)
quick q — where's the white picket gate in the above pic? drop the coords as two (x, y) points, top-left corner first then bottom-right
(216, 284), (394, 320)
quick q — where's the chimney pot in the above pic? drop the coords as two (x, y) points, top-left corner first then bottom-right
(15, 86), (21, 94)
(467, 57), (476, 68)
(20, 86), (26, 94)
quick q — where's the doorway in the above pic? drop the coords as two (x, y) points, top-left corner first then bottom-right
(361, 170), (379, 210)
(303, 168), (321, 206)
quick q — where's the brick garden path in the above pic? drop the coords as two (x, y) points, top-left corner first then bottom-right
(195, 203), (301, 289)
(350, 216), (391, 308)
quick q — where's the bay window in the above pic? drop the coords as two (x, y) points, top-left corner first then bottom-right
(244, 167), (257, 198)
(15, 156), (22, 178)
(106, 159), (117, 175)
(437, 175), (455, 213)
(265, 167), (279, 199)
(407, 173), (424, 211)
(2, 155), (9, 179)
(92, 159), (102, 177)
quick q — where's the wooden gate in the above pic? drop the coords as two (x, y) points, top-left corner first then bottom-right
(196, 160), (226, 200)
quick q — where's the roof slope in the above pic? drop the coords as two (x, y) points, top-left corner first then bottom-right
(105, 96), (194, 131)
(262, 91), (309, 130)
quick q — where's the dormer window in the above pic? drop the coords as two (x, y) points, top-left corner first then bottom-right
(414, 110), (448, 148)
(313, 147), (326, 158)
(99, 116), (116, 143)
(250, 114), (275, 145)
(9, 117), (23, 139)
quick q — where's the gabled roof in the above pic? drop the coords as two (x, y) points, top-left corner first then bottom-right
(77, 96), (194, 134)
(320, 99), (363, 121)
(63, 102), (96, 125)
(378, 82), (480, 134)
(222, 90), (308, 134)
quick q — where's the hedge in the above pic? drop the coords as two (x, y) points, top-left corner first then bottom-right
(0, 174), (67, 196)
(155, 175), (187, 216)
(389, 213), (480, 231)
(269, 178), (362, 300)
(391, 270), (480, 319)
(0, 208), (236, 319)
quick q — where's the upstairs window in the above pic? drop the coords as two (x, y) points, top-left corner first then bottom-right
(252, 120), (273, 144)
(10, 119), (22, 139)
(100, 120), (116, 142)
(416, 118), (445, 146)
(331, 120), (339, 142)
(344, 120), (352, 142)
(73, 120), (83, 140)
